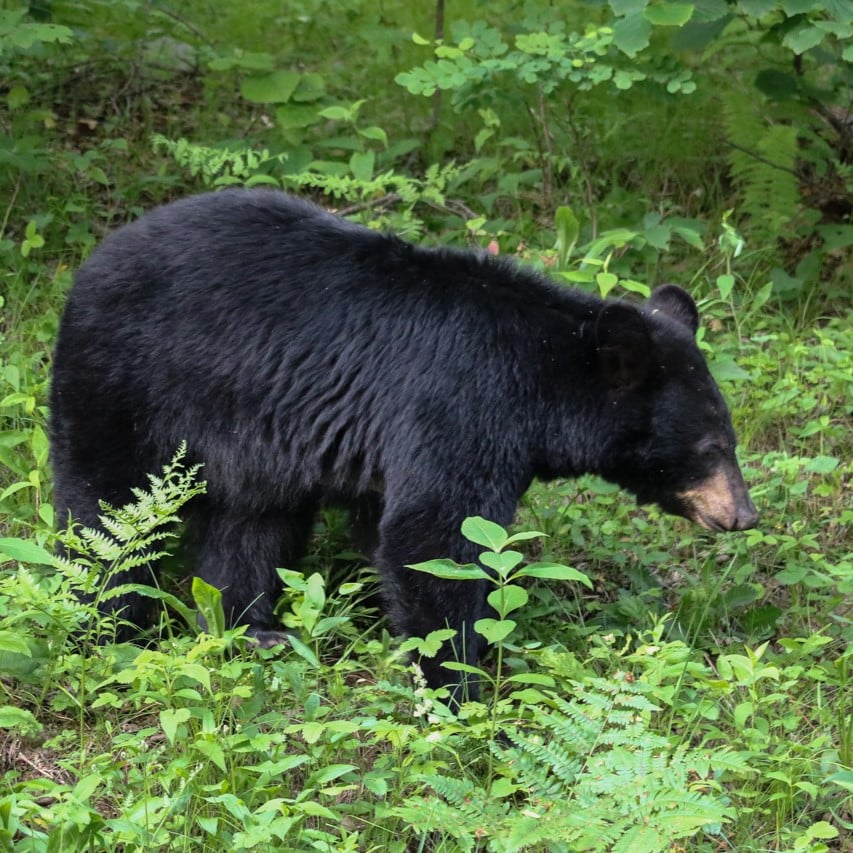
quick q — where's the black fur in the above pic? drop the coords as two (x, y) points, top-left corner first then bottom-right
(50, 189), (757, 696)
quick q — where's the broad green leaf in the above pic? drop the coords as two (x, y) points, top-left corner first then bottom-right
(610, 0), (648, 14)
(358, 126), (388, 146)
(291, 72), (325, 102)
(716, 273), (735, 300)
(191, 738), (227, 772)
(461, 516), (508, 551)
(318, 105), (351, 120)
(480, 549), (523, 577)
(474, 617), (516, 643)
(192, 576), (225, 638)
(504, 530), (547, 546)
(407, 559), (490, 581)
(0, 537), (58, 566)
(644, 3), (694, 25)
(349, 150), (374, 181)
(782, 24), (824, 54)
(826, 771), (853, 793)
(441, 660), (487, 675)
(597, 271), (619, 297)
(275, 104), (323, 129)
(738, 0), (779, 14)
(288, 634), (320, 668)
(240, 70), (300, 103)
(708, 354), (751, 382)
(160, 707), (190, 745)
(310, 764), (357, 786)
(516, 562), (593, 588)
(804, 455), (839, 474)
(0, 631), (31, 656)
(613, 12), (652, 56)
(487, 584), (529, 617)
(0, 706), (41, 735)
(555, 205), (579, 268)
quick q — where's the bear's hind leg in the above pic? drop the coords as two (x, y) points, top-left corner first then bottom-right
(189, 500), (317, 640)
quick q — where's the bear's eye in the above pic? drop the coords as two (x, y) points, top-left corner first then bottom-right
(697, 440), (726, 458)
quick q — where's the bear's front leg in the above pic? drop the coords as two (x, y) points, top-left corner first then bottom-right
(375, 498), (505, 704)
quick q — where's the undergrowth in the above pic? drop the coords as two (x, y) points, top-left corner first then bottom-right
(1, 1), (851, 851)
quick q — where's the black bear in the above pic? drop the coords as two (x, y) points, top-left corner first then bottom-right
(50, 189), (758, 696)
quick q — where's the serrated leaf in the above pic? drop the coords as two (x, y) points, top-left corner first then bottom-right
(240, 70), (300, 103)
(461, 516), (508, 551)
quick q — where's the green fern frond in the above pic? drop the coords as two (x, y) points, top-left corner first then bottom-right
(723, 89), (800, 240)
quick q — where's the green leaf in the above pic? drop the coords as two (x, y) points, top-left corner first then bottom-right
(0, 537), (58, 566)
(291, 72), (325, 103)
(487, 584), (529, 617)
(275, 104), (323, 129)
(192, 576), (225, 637)
(318, 105), (351, 121)
(504, 530), (547, 546)
(738, 0), (779, 14)
(826, 771), (853, 793)
(0, 705), (42, 735)
(644, 3), (694, 25)
(804, 455), (839, 474)
(358, 126), (388, 147)
(474, 617), (516, 643)
(407, 559), (490, 581)
(240, 70), (300, 103)
(708, 354), (751, 382)
(596, 272), (619, 298)
(555, 206), (579, 268)
(349, 150), (374, 182)
(716, 273), (735, 300)
(480, 549), (523, 577)
(0, 631), (31, 656)
(516, 562), (593, 588)
(613, 12), (652, 56)
(610, 0), (648, 14)
(782, 24), (824, 54)
(461, 516), (508, 551)
(288, 634), (320, 667)
(191, 738), (227, 772)
(399, 627), (457, 657)
(310, 764), (358, 786)
(160, 707), (190, 745)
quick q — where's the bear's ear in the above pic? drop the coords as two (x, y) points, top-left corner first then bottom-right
(648, 284), (699, 335)
(595, 302), (651, 391)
